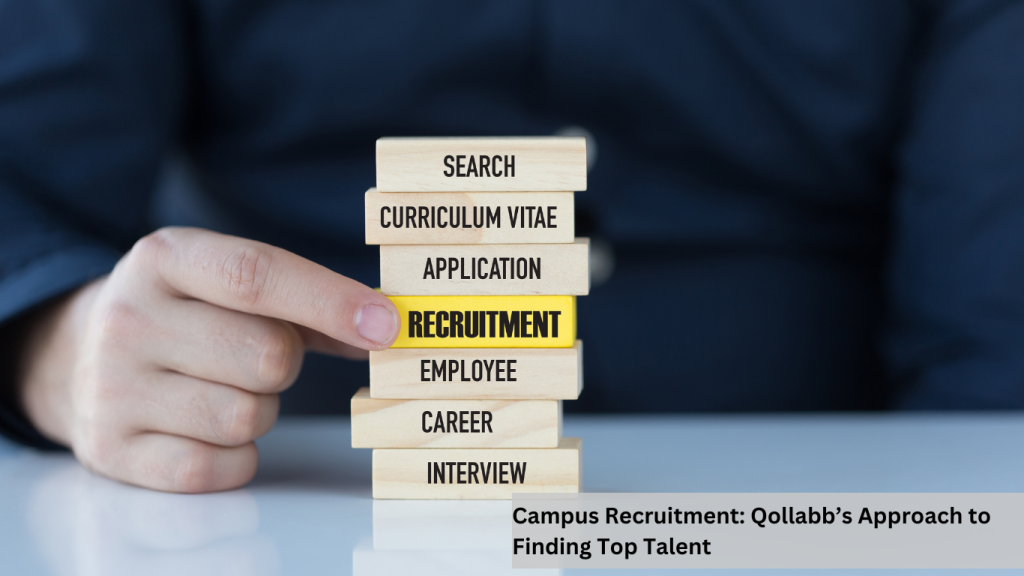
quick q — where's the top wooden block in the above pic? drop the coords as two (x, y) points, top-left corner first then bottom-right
(376, 137), (587, 192)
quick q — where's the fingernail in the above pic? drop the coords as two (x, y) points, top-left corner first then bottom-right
(356, 305), (397, 344)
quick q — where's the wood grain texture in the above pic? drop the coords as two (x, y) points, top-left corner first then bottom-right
(369, 341), (583, 400)
(365, 189), (574, 245)
(372, 437), (582, 499)
(351, 388), (561, 448)
(376, 137), (587, 192)
(388, 295), (576, 348)
(380, 239), (589, 296)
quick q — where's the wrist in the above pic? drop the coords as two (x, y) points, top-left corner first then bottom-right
(16, 278), (105, 447)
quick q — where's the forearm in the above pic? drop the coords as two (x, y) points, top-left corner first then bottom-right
(16, 281), (106, 448)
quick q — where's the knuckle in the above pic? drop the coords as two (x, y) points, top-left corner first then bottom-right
(92, 300), (144, 347)
(70, 374), (132, 473)
(127, 229), (174, 269)
(174, 447), (218, 493)
(222, 392), (262, 445)
(86, 371), (125, 409)
(74, 428), (122, 473)
(74, 361), (130, 423)
(220, 245), (274, 307)
(255, 326), (300, 389)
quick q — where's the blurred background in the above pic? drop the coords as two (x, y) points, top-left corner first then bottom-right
(3, 0), (1024, 418)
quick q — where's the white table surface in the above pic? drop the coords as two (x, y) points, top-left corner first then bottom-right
(1, 413), (1022, 575)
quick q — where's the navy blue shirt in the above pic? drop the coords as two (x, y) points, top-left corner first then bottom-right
(2, 1), (1024, 446)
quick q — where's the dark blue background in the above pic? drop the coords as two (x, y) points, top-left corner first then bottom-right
(2, 1), (1024, 447)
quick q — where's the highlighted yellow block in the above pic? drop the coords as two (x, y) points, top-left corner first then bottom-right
(388, 295), (576, 348)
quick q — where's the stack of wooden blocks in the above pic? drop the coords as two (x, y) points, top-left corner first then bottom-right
(353, 136), (589, 499)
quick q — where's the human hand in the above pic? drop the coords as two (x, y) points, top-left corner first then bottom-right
(15, 227), (399, 492)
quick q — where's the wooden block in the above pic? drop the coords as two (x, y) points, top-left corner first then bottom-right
(351, 388), (561, 449)
(388, 295), (575, 348)
(365, 189), (574, 245)
(380, 239), (589, 296)
(370, 341), (583, 400)
(372, 437), (582, 499)
(376, 137), (587, 192)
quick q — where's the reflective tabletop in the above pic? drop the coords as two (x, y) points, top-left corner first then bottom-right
(2, 414), (1022, 575)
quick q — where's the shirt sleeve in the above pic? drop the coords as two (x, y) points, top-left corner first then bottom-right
(886, 0), (1024, 408)
(0, 0), (186, 445)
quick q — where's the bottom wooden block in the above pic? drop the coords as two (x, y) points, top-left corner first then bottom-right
(372, 437), (582, 500)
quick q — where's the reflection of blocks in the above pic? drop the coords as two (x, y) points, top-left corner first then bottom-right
(373, 438), (582, 500)
(359, 136), (587, 500)
(355, 502), (562, 575)
(353, 543), (560, 576)
(351, 388), (562, 448)
(369, 341), (583, 400)
(372, 500), (511, 550)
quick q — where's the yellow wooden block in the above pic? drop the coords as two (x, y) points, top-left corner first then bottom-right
(376, 136), (587, 192)
(388, 295), (575, 348)
(369, 341), (583, 400)
(365, 189), (574, 245)
(351, 388), (561, 449)
(372, 437), (582, 499)
(380, 239), (589, 296)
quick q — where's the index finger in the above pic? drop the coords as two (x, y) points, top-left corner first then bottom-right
(138, 227), (399, 350)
